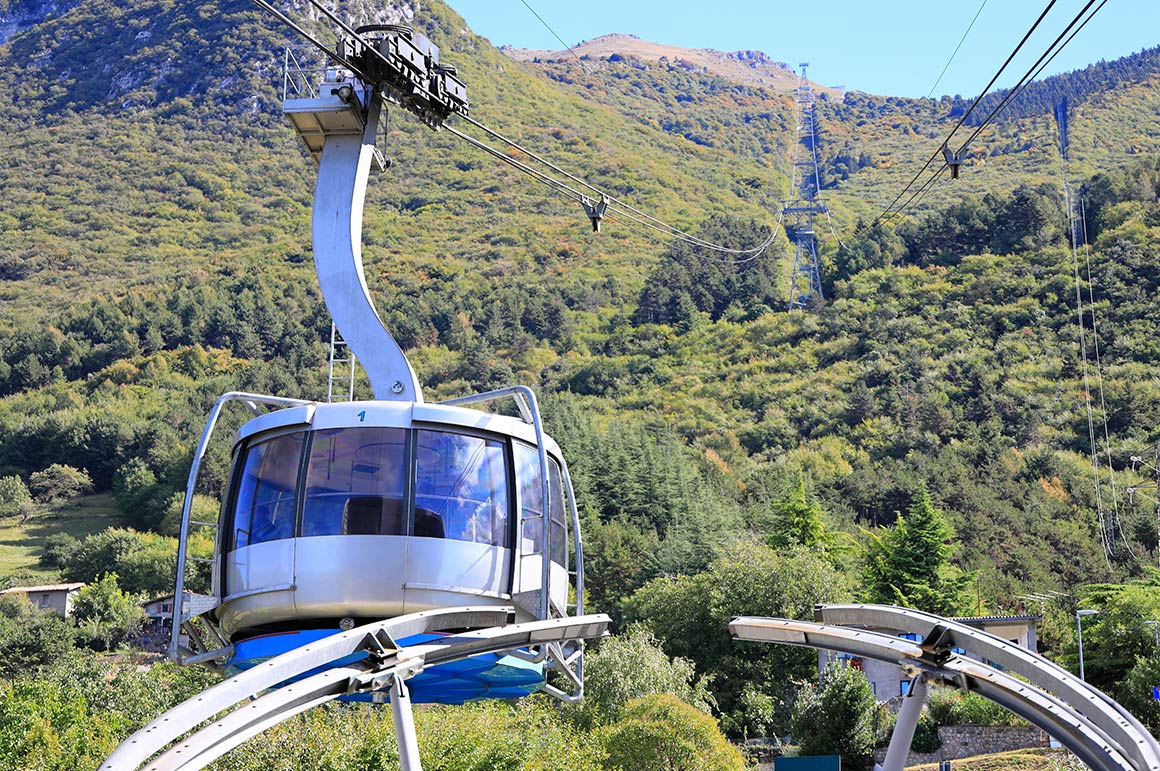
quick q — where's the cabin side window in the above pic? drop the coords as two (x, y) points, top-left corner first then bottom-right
(229, 432), (306, 549)
(515, 443), (568, 567)
(301, 427), (407, 536)
(414, 430), (510, 546)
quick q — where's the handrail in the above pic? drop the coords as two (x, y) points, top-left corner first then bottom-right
(170, 391), (314, 663)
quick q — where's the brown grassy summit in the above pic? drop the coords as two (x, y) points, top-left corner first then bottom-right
(500, 32), (843, 96)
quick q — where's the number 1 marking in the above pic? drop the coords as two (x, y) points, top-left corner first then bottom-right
(357, 410), (366, 422)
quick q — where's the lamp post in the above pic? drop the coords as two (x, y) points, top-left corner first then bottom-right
(1077, 609), (1098, 681)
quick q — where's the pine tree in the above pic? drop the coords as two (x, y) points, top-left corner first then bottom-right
(863, 483), (968, 615)
(768, 475), (828, 550)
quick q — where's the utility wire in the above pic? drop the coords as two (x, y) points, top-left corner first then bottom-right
(518, 0), (593, 74)
(868, 0), (1059, 229)
(457, 114), (774, 255)
(253, 0), (779, 259)
(869, 0), (1106, 230)
(927, 0), (989, 99)
(953, 0), (1102, 156)
(249, 0), (367, 77)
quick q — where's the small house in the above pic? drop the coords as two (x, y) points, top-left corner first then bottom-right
(0, 582), (85, 618)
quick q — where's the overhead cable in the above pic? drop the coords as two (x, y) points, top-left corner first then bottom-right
(868, 0), (1059, 229)
(517, 0), (593, 74)
(926, 0), (989, 99)
(953, 0), (1103, 156)
(456, 115), (776, 256)
(253, 0), (777, 259)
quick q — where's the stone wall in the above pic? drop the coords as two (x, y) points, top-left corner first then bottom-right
(874, 725), (1046, 767)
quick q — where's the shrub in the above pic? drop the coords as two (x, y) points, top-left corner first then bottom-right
(28, 464), (93, 504)
(791, 664), (876, 769)
(600, 694), (745, 771)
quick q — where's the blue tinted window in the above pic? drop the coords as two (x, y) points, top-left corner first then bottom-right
(302, 427), (407, 537)
(516, 443), (567, 566)
(230, 432), (305, 549)
(415, 431), (510, 546)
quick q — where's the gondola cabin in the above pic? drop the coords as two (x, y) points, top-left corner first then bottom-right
(217, 400), (571, 642)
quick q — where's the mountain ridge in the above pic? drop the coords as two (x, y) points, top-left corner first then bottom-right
(499, 32), (843, 97)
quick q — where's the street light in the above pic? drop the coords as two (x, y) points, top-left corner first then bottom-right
(1145, 620), (1159, 652)
(1077, 609), (1098, 681)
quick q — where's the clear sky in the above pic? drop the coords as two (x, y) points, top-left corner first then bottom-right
(450, 0), (1160, 98)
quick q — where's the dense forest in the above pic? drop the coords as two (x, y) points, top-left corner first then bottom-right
(2, 0), (1160, 767)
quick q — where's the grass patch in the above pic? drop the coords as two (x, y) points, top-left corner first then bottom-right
(909, 749), (1083, 771)
(0, 494), (124, 583)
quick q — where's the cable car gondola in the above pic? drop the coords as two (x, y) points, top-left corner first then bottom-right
(168, 26), (587, 706)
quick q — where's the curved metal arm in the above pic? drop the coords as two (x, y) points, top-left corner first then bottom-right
(311, 86), (422, 402)
(170, 392), (315, 662)
(103, 608), (610, 771)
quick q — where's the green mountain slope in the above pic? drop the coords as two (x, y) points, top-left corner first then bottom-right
(0, 0), (1158, 634)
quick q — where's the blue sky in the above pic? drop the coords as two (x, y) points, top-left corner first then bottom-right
(451, 0), (1160, 98)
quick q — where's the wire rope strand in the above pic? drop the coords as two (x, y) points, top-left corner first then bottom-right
(453, 116), (774, 254)
(867, 0), (1059, 230)
(954, 0), (1102, 155)
(926, 0), (989, 99)
(517, 0), (593, 74)
(248, 0), (367, 78)
(458, 115), (772, 253)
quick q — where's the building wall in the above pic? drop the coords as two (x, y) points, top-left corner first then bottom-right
(25, 589), (75, 618)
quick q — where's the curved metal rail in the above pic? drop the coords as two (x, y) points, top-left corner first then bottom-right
(103, 607), (610, 771)
(815, 604), (1160, 771)
(730, 606), (1160, 771)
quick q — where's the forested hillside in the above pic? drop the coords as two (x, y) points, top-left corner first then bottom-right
(2, 0), (1160, 763)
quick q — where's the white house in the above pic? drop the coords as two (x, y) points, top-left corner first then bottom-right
(820, 614), (1042, 701)
(0, 582), (85, 618)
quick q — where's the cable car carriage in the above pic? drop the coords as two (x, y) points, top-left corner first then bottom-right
(168, 25), (586, 705)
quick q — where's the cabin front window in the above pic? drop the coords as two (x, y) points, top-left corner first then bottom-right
(414, 430), (510, 546)
(301, 427), (407, 536)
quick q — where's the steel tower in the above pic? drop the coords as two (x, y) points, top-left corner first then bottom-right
(785, 63), (827, 311)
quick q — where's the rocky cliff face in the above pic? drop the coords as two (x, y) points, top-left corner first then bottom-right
(0, 0), (81, 44)
(0, 0), (419, 113)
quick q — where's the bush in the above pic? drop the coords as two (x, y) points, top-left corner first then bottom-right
(926, 687), (1024, 726)
(71, 574), (145, 651)
(600, 694), (746, 771)
(0, 476), (32, 518)
(1118, 656), (1160, 736)
(569, 625), (713, 729)
(0, 595), (76, 678)
(28, 464), (93, 504)
(791, 664), (876, 769)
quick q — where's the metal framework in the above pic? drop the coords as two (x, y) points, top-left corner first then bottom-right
(105, 607), (610, 771)
(785, 63), (827, 311)
(730, 604), (1160, 771)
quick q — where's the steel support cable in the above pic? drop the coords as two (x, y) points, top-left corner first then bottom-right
(254, 0), (773, 257)
(457, 115), (772, 255)
(1080, 195), (1124, 532)
(451, 120), (777, 255)
(447, 124), (777, 259)
(248, 0), (367, 78)
(879, 162), (949, 227)
(868, 0), (1059, 230)
(870, 0), (1105, 231)
(518, 0), (593, 74)
(953, 0), (1102, 156)
(1069, 188), (1111, 562)
(927, 0), (989, 99)
(444, 125), (589, 203)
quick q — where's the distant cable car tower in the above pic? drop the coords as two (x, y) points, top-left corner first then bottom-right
(785, 63), (827, 311)
(102, 17), (609, 771)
